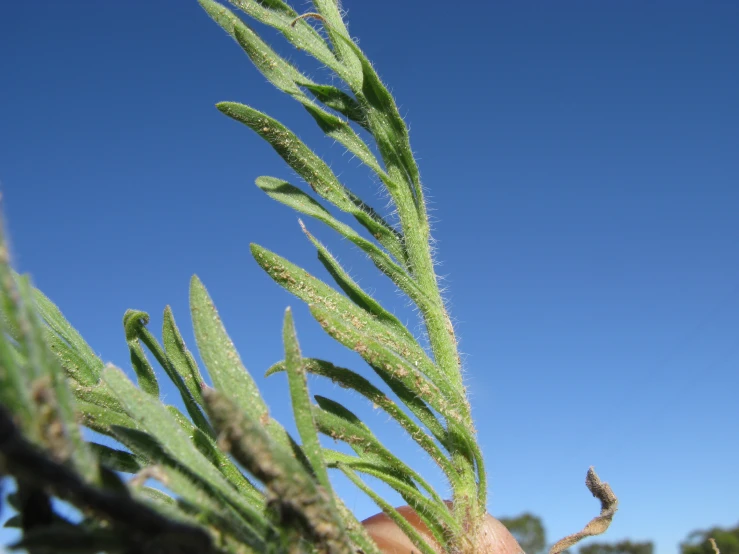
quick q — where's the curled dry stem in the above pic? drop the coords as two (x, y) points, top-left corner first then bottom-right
(549, 467), (618, 554)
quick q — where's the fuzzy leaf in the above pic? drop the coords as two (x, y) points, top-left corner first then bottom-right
(0, 263), (34, 431)
(338, 465), (438, 554)
(266, 357), (457, 483)
(42, 329), (100, 388)
(111, 427), (175, 469)
(189, 277), (266, 421)
(201, 0), (303, 95)
(218, 102), (403, 259)
(331, 31), (423, 213)
(299, 222), (416, 347)
(323, 450), (455, 547)
(162, 306), (206, 407)
(88, 443), (142, 473)
(309, 0), (361, 76)
(223, 0), (358, 87)
(250, 243), (446, 393)
(102, 366), (268, 523)
(71, 381), (124, 410)
(8, 273), (98, 480)
(303, 84), (367, 129)
(30, 284), (104, 385)
(312, 395), (447, 511)
(189, 276), (292, 450)
(313, 398), (451, 525)
(334, 501), (383, 554)
(75, 401), (138, 437)
(203, 388), (355, 554)
(166, 405), (256, 495)
(250, 183), (428, 310)
(123, 310), (159, 397)
(138, 464), (267, 551)
(309, 303), (456, 426)
(212, 1), (378, 184)
(132, 314), (214, 437)
(282, 308), (332, 491)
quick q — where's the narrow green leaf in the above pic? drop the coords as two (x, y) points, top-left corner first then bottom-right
(122, 310), (159, 397)
(110, 430), (266, 540)
(282, 308), (331, 491)
(166, 405), (257, 496)
(203, 0), (317, 106)
(338, 465), (438, 554)
(311, 396), (450, 514)
(250, 243), (450, 397)
(30, 283), (104, 385)
(310, 0), (361, 76)
(303, 84), (367, 129)
(323, 450), (455, 547)
(309, 303), (457, 425)
(300, 222), (411, 340)
(162, 306), (206, 406)
(12, 275), (98, 480)
(300, 102), (405, 202)
(250, 183), (430, 312)
(88, 443), (142, 473)
(266, 357), (457, 483)
(189, 276), (265, 417)
(76, 401), (138, 437)
(190, 276), (297, 458)
(204, 4), (407, 249)
(224, 0), (360, 87)
(189, 276), (293, 450)
(0, 273), (33, 430)
(111, 426), (174, 468)
(102, 366), (269, 525)
(42, 329), (100, 387)
(72, 382), (125, 414)
(203, 0), (397, 213)
(134, 317), (214, 437)
(331, 31), (424, 213)
(203, 389), (355, 554)
(143, 464), (268, 551)
(136, 486), (176, 507)
(218, 102), (404, 259)
(0, 271), (44, 434)
(333, 500), (383, 554)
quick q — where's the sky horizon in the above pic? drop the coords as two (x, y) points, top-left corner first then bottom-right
(1, 1), (738, 553)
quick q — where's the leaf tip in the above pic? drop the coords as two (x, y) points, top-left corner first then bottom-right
(264, 362), (284, 377)
(189, 275), (205, 295)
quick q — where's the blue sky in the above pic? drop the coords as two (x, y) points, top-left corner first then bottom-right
(1, 1), (738, 553)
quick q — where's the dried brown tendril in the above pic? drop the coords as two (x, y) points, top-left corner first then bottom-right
(549, 467), (619, 554)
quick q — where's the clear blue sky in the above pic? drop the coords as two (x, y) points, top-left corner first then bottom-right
(1, 1), (737, 553)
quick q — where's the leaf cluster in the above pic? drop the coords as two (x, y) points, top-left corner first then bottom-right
(0, 0), (483, 551)
(0, 0), (621, 552)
